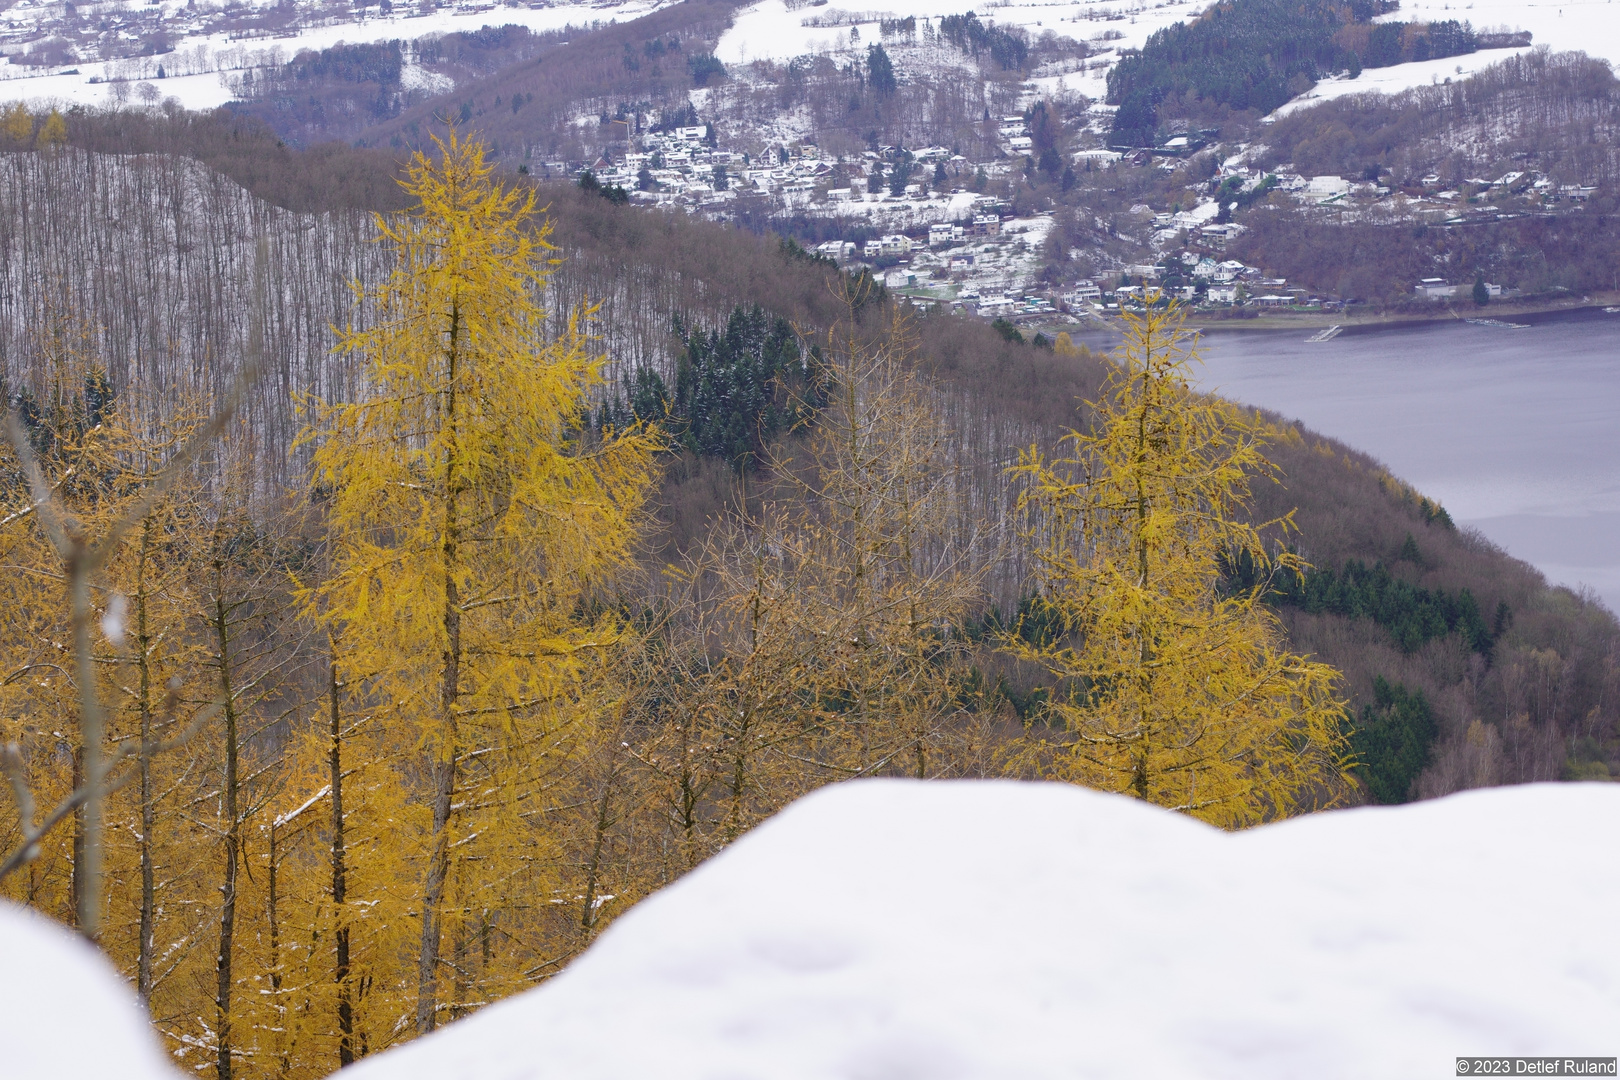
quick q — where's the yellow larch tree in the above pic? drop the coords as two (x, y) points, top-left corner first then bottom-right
(299, 130), (660, 1039)
(1003, 299), (1351, 828)
(1, 103), (32, 145)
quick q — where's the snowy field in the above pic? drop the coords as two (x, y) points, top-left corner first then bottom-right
(716, 0), (1206, 99)
(719, 0), (1620, 108)
(2, 0), (1617, 119)
(1272, 0), (1620, 114)
(0, 0), (681, 111)
(13, 779), (1613, 1080)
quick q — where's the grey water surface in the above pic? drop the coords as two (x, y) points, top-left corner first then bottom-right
(1181, 308), (1620, 613)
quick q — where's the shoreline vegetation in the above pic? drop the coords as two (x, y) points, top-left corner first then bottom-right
(1074, 294), (1620, 336)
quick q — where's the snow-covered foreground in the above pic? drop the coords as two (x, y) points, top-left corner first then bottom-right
(6, 780), (1616, 1079)
(359, 780), (1613, 1078)
(0, 904), (177, 1080)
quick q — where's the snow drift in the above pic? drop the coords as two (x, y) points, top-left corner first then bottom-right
(0, 902), (178, 1080)
(4, 780), (1616, 1079)
(345, 780), (1620, 1080)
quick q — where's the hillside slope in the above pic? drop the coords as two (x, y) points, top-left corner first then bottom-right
(9, 125), (1616, 798)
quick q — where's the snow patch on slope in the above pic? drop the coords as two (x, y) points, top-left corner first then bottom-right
(0, 0), (682, 110)
(718, 0), (1209, 84)
(1280, 0), (1620, 114)
(341, 779), (1620, 1080)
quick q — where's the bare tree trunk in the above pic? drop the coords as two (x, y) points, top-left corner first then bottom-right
(329, 640), (355, 1067)
(211, 552), (241, 1080)
(135, 519), (156, 999)
(69, 540), (104, 938)
(417, 302), (462, 1037)
(267, 816), (287, 1076)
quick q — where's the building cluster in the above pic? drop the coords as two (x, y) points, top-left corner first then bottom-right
(581, 127), (987, 211)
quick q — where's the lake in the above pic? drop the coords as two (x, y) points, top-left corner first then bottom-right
(1176, 307), (1620, 613)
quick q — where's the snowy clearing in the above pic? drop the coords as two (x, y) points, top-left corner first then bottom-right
(336, 779), (1617, 1080)
(1280, 0), (1620, 114)
(717, 0), (1210, 97)
(0, 0), (681, 110)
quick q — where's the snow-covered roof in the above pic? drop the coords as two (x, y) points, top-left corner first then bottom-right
(337, 780), (1619, 1080)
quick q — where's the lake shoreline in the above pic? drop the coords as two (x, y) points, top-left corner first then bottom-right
(1180, 293), (1620, 334)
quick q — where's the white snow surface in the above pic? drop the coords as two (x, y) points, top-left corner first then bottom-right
(0, 0), (681, 110)
(0, 901), (179, 1080)
(339, 779), (1620, 1080)
(1278, 0), (1620, 114)
(718, 0), (1210, 97)
(3, 0), (1615, 121)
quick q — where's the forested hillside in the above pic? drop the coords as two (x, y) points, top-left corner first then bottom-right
(1228, 49), (1620, 300)
(356, 0), (747, 163)
(1106, 0), (1503, 145)
(0, 120), (1615, 1079)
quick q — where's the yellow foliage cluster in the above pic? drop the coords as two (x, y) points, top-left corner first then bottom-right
(1005, 301), (1352, 827)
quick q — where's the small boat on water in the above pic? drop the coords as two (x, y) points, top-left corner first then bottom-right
(1305, 325), (1343, 342)
(1465, 318), (1529, 329)
(1604, 306), (1620, 314)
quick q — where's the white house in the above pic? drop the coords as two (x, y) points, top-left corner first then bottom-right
(1301, 175), (1351, 203)
(929, 223), (955, 246)
(1416, 278), (1458, 299)
(1206, 283), (1240, 304)
(880, 234), (913, 256)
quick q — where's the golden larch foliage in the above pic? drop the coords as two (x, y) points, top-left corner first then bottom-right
(299, 129), (660, 1038)
(1003, 299), (1351, 828)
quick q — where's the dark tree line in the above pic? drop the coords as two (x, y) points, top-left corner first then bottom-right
(938, 13), (1031, 71)
(355, 0), (745, 163)
(1352, 676), (1438, 803)
(1267, 556), (1498, 657)
(596, 304), (819, 471)
(1106, 0), (1479, 145)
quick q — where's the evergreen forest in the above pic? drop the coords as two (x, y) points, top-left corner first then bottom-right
(1107, 0), (1479, 145)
